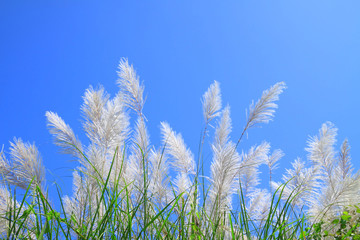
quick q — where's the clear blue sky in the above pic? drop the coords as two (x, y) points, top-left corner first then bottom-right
(1, 1), (360, 205)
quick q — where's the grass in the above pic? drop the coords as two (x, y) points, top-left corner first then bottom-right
(1, 59), (360, 239)
(1, 158), (311, 239)
(2, 142), (349, 239)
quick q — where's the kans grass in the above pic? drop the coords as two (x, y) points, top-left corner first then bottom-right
(1, 59), (360, 239)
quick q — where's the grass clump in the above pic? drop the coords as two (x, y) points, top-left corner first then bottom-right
(0, 58), (359, 239)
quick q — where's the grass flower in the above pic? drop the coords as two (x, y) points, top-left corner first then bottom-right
(1, 60), (358, 239)
(202, 80), (222, 124)
(245, 82), (286, 130)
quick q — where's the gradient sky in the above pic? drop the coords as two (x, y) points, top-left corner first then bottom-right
(1, 1), (360, 206)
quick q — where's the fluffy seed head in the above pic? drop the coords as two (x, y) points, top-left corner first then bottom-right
(202, 80), (222, 123)
(246, 82), (286, 129)
(9, 138), (45, 190)
(117, 58), (145, 116)
(46, 111), (83, 159)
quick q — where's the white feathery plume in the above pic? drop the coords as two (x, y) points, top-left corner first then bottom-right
(127, 117), (150, 197)
(247, 189), (271, 223)
(307, 173), (360, 222)
(63, 171), (87, 223)
(266, 149), (283, 173)
(46, 111), (83, 159)
(160, 122), (195, 175)
(174, 172), (192, 199)
(9, 138), (45, 190)
(81, 87), (130, 183)
(82, 86), (130, 150)
(0, 150), (13, 185)
(82, 85), (109, 146)
(0, 185), (14, 234)
(305, 123), (360, 221)
(239, 142), (270, 197)
(209, 144), (240, 213)
(101, 93), (130, 184)
(85, 144), (108, 180)
(271, 158), (319, 207)
(63, 187), (88, 231)
(63, 170), (105, 231)
(208, 106), (240, 215)
(337, 139), (352, 180)
(117, 58), (145, 116)
(132, 117), (150, 158)
(160, 122), (196, 212)
(266, 149), (284, 193)
(101, 93), (130, 154)
(148, 148), (171, 206)
(173, 173), (196, 215)
(214, 105), (232, 149)
(0, 185), (34, 238)
(306, 121), (337, 181)
(202, 80), (222, 123)
(305, 122), (341, 220)
(246, 82), (286, 129)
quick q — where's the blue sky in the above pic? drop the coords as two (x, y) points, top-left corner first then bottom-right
(1, 1), (360, 205)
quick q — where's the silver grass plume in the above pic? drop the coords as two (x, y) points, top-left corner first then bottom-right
(82, 86), (129, 152)
(247, 189), (272, 224)
(160, 122), (195, 212)
(81, 86), (130, 182)
(160, 122), (195, 175)
(84, 145), (108, 181)
(63, 170), (105, 232)
(306, 121), (337, 179)
(306, 122), (338, 218)
(117, 58), (151, 196)
(0, 150), (13, 186)
(266, 149), (284, 193)
(266, 149), (283, 175)
(308, 173), (360, 222)
(63, 171), (87, 225)
(148, 148), (171, 206)
(46, 111), (83, 160)
(337, 139), (352, 180)
(245, 82), (286, 130)
(127, 117), (150, 198)
(9, 138), (45, 190)
(0, 184), (35, 238)
(239, 142), (270, 198)
(0, 185), (15, 235)
(61, 85), (130, 229)
(208, 106), (240, 215)
(101, 92), (130, 154)
(202, 80), (222, 124)
(117, 58), (145, 117)
(100, 93), (130, 184)
(82, 86), (109, 147)
(306, 122), (360, 221)
(214, 105), (231, 149)
(271, 158), (319, 207)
